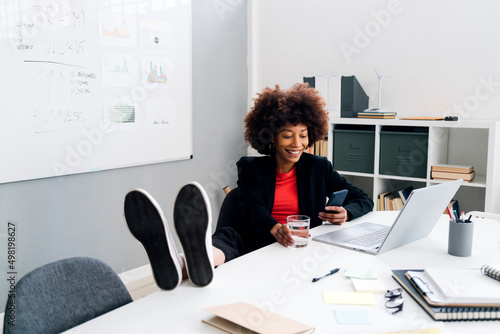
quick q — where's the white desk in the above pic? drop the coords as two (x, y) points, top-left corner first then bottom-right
(65, 212), (500, 333)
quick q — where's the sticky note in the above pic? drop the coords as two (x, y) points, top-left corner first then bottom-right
(323, 292), (377, 305)
(344, 269), (378, 279)
(334, 309), (372, 325)
(351, 278), (387, 293)
(376, 328), (441, 334)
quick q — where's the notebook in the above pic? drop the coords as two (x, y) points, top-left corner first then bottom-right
(313, 179), (462, 254)
(406, 268), (500, 306)
(392, 269), (500, 321)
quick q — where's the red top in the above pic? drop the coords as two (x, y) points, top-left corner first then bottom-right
(271, 167), (299, 225)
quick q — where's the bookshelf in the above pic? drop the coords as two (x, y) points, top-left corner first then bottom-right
(328, 118), (500, 214)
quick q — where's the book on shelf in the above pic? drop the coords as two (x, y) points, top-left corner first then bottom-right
(431, 164), (474, 173)
(393, 197), (404, 210)
(431, 170), (475, 181)
(384, 194), (395, 211)
(356, 111), (396, 119)
(378, 186), (414, 211)
(397, 186), (414, 204)
(307, 138), (328, 157)
(377, 191), (391, 211)
(392, 269), (500, 321)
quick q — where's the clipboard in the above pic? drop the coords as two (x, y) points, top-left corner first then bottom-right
(405, 271), (500, 308)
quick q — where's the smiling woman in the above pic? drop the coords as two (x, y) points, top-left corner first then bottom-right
(221, 83), (374, 254)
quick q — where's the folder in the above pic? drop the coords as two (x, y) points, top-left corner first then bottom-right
(203, 302), (314, 334)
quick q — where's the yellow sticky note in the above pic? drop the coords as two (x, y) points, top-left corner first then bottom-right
(323, 291), (377, 305)
(376, 328), (441, 334)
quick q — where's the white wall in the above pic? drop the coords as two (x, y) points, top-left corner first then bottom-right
(250, 0), (500, 120)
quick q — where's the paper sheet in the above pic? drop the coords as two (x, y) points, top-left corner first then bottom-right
(323, 292), (377, 305)
(344, 269), (378, 279)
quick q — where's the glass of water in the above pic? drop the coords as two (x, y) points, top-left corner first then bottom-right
(287, 215), (310, 248)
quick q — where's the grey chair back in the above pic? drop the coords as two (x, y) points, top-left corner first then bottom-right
(3, 257), (132, 334)
(216, 187), (243, 234)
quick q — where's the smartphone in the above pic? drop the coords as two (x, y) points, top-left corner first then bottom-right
(326, 189), (348, 208)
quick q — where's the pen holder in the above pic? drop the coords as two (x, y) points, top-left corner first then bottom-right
(448, 219), (474, 257)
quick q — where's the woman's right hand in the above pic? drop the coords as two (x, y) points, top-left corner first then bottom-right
(270, 223), (295, 247)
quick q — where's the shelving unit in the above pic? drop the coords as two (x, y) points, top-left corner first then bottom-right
(328, 118), (500, 214)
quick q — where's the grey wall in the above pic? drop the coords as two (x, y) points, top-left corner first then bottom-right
(0, 0), (248, 305)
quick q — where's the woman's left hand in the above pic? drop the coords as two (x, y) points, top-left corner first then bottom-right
(318, 206), (348, 225)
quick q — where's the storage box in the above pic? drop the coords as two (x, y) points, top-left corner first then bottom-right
(379, 127), (428, 178)
(333, 127), (375, 173)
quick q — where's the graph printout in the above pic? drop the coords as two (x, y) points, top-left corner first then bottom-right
(98, 12), (136, 47)
(141, 57), (172, 89)
(145, 99), (176, 129)
(101, 54), (139, 87)
(102, 98), (139, 131)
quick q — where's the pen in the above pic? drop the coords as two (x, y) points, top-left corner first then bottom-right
(447, 207), (454, 221)
(312, 268), (340, 282)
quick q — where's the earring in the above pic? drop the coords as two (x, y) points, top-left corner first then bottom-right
(269, 143), (275, 152)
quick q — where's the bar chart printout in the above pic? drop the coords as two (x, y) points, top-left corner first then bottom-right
(142, 57), (172, 89)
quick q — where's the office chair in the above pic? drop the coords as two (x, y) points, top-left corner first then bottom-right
(216, 187), (243, 234)
(3, 257), (133, 334)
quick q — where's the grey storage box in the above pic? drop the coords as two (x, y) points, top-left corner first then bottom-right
(379, 127), (428, 178)
(333, 126), (375, 173)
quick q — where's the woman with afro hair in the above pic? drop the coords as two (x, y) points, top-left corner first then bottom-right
(232, 83), (373, 251)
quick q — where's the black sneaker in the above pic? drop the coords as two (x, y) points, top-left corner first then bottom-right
(124, 189), (182, 290)
(174, 182), (214, 287)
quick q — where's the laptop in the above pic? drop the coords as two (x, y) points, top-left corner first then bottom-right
(313, 179), (462, 254)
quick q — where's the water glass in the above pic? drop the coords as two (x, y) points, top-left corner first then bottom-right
(287, 215), (310, 248)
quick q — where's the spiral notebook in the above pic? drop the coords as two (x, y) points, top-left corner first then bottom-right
(481, 264), (500, 282)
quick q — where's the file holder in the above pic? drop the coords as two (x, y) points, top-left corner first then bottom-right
(448, 219), (474, 257)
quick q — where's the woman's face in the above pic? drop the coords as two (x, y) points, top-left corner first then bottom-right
(273, 123), (309, 172)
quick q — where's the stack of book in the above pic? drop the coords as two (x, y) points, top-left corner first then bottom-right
(392, 267), (500, 321)
(431, 164), (475, 181)
(377, 186), (413, 211)
(356, 111), (397, 119)
(307, 138), (328, 157)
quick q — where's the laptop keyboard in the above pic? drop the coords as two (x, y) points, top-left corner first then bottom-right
(344, 226), (391, 247)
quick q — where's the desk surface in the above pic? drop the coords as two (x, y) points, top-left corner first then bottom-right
(66, 212), (500, 334)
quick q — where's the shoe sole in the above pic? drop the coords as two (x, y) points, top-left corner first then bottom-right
(174, 182), (214, 287)
(124, 189), (181, 290)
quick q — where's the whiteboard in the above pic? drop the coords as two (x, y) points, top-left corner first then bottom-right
(0, 0), (192, 184)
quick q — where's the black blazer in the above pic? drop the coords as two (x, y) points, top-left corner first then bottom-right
(236, 153), (373, 249)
